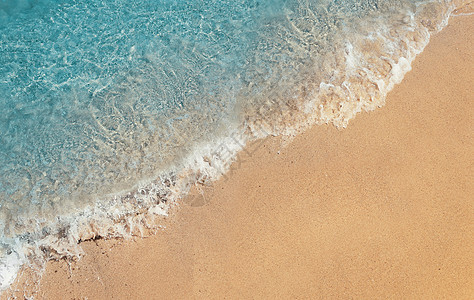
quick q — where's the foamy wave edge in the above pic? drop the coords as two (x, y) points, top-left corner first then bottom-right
(1, 0), (460, 294)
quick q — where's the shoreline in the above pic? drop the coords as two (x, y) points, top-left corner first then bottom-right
(4, 8), (474, 300)
(0, 0), (463, 292)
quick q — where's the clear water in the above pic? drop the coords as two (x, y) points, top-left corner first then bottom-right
(0, 0), (454, 290)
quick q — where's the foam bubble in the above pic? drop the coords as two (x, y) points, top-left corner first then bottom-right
(0, 243), (25, 290)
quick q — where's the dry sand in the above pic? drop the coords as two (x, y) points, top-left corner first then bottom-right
(5, 9), (474, 300)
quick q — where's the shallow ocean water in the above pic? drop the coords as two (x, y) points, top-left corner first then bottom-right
(0, 0), (454, 290)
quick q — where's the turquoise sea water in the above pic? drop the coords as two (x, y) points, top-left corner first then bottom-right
(0, 0), (453, 289)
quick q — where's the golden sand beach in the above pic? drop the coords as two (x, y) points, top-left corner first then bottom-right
(5, 5), (473, 300)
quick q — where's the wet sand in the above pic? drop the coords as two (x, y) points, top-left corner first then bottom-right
(5, 8), (474, 300)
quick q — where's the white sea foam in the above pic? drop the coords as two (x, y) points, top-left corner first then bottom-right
(0, 245), (24, 290)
